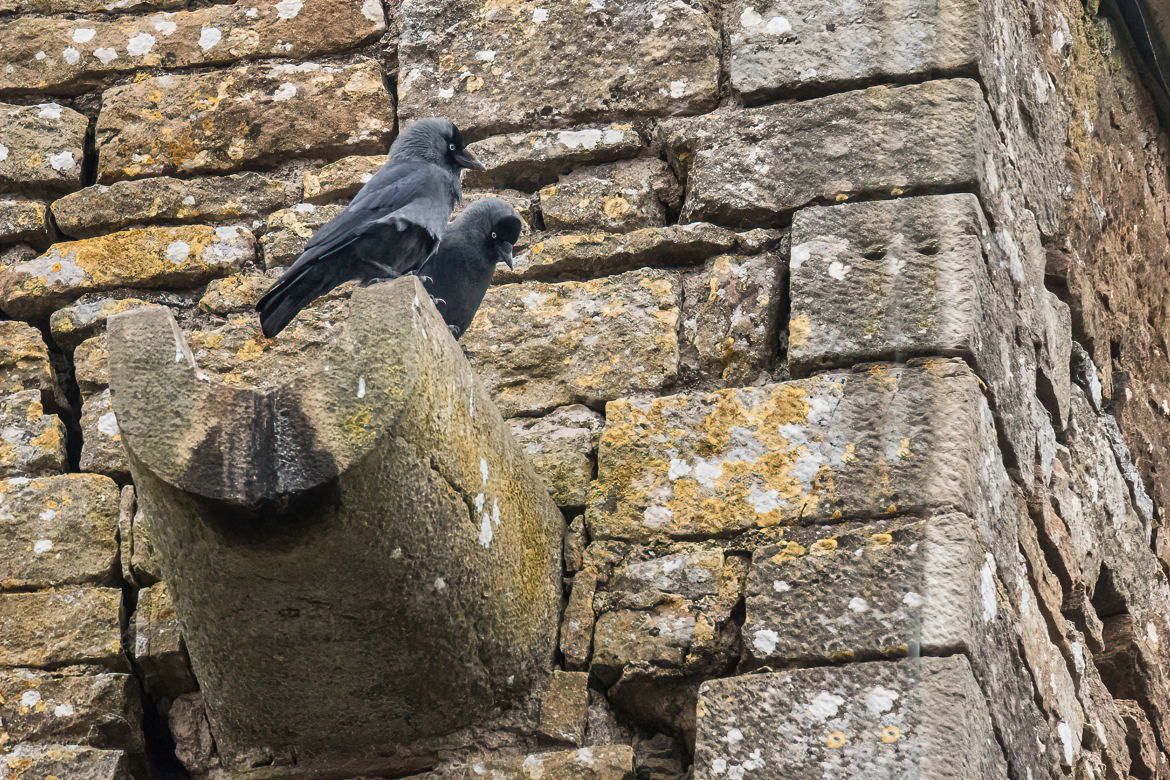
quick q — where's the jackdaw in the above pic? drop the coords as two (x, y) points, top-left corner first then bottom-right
(256, 117), (484, 337)
(419, 198), (522, 339)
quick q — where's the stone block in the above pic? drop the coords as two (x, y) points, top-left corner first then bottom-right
(0, 102), (87, 192)
(52, 173), (300, 239)
(0, 390), (67, 479)
(0, 0), (385, 96)
(680, 247), (784, 385)
(132, 582), (195, 699)
(539, 670), (590, 745)
(0, 473), (120, 590)
(692, 656), (1007, 779)
(0, 743), (129, 780)
(508, 405), (603, 508)
(0, 321), (56, 399)
(74, 334), (109, 399)
(414, 746), (635, 779)
(261, 202), (343, 269)
(398, 0), (718, 137)
(658, 79), (993, 227)
(539, 159), (680, 233)
(464, 269), (681, 417)
(50, 297), (155, 351)
(0, 225), (253, 319)
(3, 0), (180, 10)
(79, 389), (129, 480)
(96, 59), (393, 182)
(302, 153), (386, 204)
(463, 124), (644, 191)
(0, 198), (48, 246)
(561, 568), (598, 672)
(0, 668), (142, 752)
(0, 586), (124, 669)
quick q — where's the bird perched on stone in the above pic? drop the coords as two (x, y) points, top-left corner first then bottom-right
(256, 117), (484, 337)
(418, 198), (522, 339)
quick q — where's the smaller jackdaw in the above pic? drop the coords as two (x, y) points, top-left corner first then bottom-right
(256, 117), (484, 337)
(418, 198), (522, 339)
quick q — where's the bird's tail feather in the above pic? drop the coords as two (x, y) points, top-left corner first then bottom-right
(256, 262), (345, 337)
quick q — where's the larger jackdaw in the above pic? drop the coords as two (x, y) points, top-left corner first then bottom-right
(419, 198), (523, 339)
(256, 118), (484, 337)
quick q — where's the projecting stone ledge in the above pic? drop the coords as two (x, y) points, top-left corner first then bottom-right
(106, 277), (563, 779)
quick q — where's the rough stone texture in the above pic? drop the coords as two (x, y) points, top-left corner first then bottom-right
(0, 586), (124, 669)
(658, 79), (992, 227)
(0, 0), (385, 96)
(96, 59), (394, 183)
(464, 269), (681, 417)
(132, 582), (195, 700)
(168, 692), (217, 776)
(0, 321), (56, 400)
(499, 223), (740, 284)
(50, 296), (156, 350)
(692, 656), (1007, 779)
(538, 670), (589, 745)
(587, 359), (1018, 566)
(0, 473), (119, 590)
(680, 247), (785, 385)
(0, 198), (48, 246)
(79, 389), (129, 480)
(0, 668), (142, 753)
(725, 0), (978, 104)
(0, 390), (68, 479)
(74, 334), (109, 399)
(561, 567), (598, 672)
(464, 125), (645, 191)
(302, 153), (386, 204)
(0, 743), (129, 780)
(109, 278), (563, 777)
(0, 224), (254, 318)
(398, 0), (718, 138)
(52, 173), (300, 239)
(1, 0), (180, 12)
(508, 405), (603, 508)
(261, 202), (344, 269)
(539, 159), (680, 233)
(0, 102), (88, 192)
(413, 746), (635, 779)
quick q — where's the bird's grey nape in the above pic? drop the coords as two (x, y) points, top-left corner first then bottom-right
(389, 117), (457, 164)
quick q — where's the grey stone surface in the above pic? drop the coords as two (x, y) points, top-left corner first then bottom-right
(0, 586), (124, 669)
(398, 0), (718, 138)
(539, 159), (680, 233)
(538, 670), (590, 745)
(79, 389), (129, 480)
(658, 79), (993, 227)
(108, 277), (563, 777)
(0, 321), (56, 400)
(0, 390), (68, 479)
(0, 198), (48, 246)
(132, 582), (195, 700)
(0, 668), (142, 753)
(413, 745), (635, 779)
(692, 656), (1008, 779)
(508, 405), (603, 508)
(561, 568), (598, 672)
(96, 59), (393, 183)
(0, 743), (129, 780)
(261, 202), (344, 269)
(0, 473), (119, 590)
(464, 269), (681, 417)
(0, 102), (88, 192)
(463, 125), (645, 191)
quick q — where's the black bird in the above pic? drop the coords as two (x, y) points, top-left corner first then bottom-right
(418, 198), (522, 339)
(256, 117), (484, 337)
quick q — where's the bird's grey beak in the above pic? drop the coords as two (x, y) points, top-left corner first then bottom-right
(454, 148), (485, 171)
(498, 241), (514, 268)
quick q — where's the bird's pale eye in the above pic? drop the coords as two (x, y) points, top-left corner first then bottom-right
(491, 231), (497, 239)
(448, 143), (456, 151)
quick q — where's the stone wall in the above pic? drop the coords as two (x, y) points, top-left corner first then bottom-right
(1, 0), (1170, 777)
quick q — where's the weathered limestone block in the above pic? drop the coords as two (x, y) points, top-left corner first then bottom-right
(562, 567), (598, 671)
(587, 359), (1018, 570)
(464, 125), (644, 191)
(132, 582), (195, 699)
(725, 0), (978, 104)
(128, 503), (161, 587)
(168, 692), (217, 776)
(398, 0), (718, 138)
(302, 153), (385, 203)
(1037, 289), (1073, 428)
(80, 390), (129, 480)
(198, 271), (278, 315)
(0, 586), (123, 669)
(658, 79), (993, 227)
(0, 473), (119, 590)
(0, 198), (48, 246)
(508, 405), (603, 508)
(1, 225), (253, 319)
(0, 0), (385, 96)
(499, 223), (740, 283)
(52, 173), (300, 239)
(1, 0), (181, 12)
(75, 335), (109, 399)
(96, 59), (393, 182)
(0, 668), (142, 752)
(692, 656), (1007, 779)
(261, 202), (343, 268)
(0, 743), (129, 780)
(680, 247), (785, 385)
(50, 296), (155, 350)
(108, 277), (563, 777)
(539, 159), (680, 233)
(538, 670), (590, 745)
(412, 745), (635, 779)
(0, 321), (55, 398)
(0, 390), (68, 478)
(0, 102), (88, 192)
(787, 193), (1038, 482)
(464, 269), (681, 417)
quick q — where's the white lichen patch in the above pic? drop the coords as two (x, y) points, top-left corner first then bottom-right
(33, 539), (53, 554)
(15, 249), (87, 287)
(165, 240), (191, 264)
(532, 7), (549, 23)
(847, 596), (868, 612)
(643, 504), (672, 528)
(20, 690), (41, 707)
(980, 553), (997, 622)
(97, 411), (119, 437)
(752, 628), (778, 655)
(37, 103), (63, 120)
(807, 690), (844, 720)
(72, 27), (96, 43)
(94, 47), (119, 64)
(154, 17), (178, 35)
(48, 151), (75, 171)
(361, 0), (383, 21)
(54, 703), (75, 717)
(63, 47), (81, 65)
(827, 260), (851, 280)
(275, 0), (303, 18)
(198, 26), (222, 51)
(272, 82), (298, 101)
(127, 32), (156, 56)
(865, 685), (899, 715)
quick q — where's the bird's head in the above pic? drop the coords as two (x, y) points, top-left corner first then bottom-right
(389, 117), (485, 171)
(458, 197), (523, 268)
